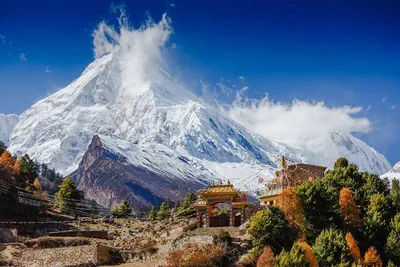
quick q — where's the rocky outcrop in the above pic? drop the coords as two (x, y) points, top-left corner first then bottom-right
(72, 136), (204, 211)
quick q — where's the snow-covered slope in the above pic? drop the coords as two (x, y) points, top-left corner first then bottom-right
(0, 114), (19, 145)
(7, 50), (391, 191)
(381, 162), (400, 181)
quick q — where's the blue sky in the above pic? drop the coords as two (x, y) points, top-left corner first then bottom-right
(0, 0), (399, 164)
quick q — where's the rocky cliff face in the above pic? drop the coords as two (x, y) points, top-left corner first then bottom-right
(72, 135), (205, 210)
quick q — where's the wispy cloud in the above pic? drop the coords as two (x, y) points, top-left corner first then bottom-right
(382, 97), (387, 104)
(226, 93), (371, 144)
(239, 76), (245, 81)
(19, 53), (27, 62)
(389, 105), (397, 110)
(45, 65), (51, 73)
(366, 105), (372, 112)
(0, 35), (5, 44)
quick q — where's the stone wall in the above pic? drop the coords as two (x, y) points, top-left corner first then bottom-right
(18, 244), (116, 267)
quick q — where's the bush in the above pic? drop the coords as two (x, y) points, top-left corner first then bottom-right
(248, 206), (297, 254)
(238, 247), (262, 267)
(166, 243), (229, 267)
(213, 230), (233, 247)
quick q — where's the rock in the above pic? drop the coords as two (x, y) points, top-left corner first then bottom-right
(0, 228), (18, 243)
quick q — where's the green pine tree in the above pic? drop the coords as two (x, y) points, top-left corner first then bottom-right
(55, 177), (84, 215)
(0, 141), (6, 155)
(177, 192), (196, 216)
(110, 199), (132, 218)
(275, 243), (309, 267)
(312, 228), (352, 266)
(248, 206), (298, 254)
(386, 213), (400, 265)
(157, 202), (170, 220)
(148, 206), (157, 221)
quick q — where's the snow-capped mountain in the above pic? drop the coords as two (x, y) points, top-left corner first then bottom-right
(381, 161), (400, 181)
(0, 114), (19, 145)
(5, 49), (391, 194)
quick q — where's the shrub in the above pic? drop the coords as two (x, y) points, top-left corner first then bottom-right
(248, 206), (297, 254)
(213, 230), (233, 247)
(166, 243), (228, 267)
(238, 247), (262, 267)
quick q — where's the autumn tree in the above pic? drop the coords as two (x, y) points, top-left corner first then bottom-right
(345, 232), (362, 265)
(279, 187), (304, 233)
(363, 246), (382, 267)
(257, 246), (275, 267)
(339, 187), (360, 227)
(298, 241), (318, 267)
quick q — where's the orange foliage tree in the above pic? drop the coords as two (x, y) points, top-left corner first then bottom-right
(279, 187), (304, 233)
(345, 232), (362, 264)
(364, 247), (382, 267)
(257, 246), (276, 267)
(298, 241), (318, 267)
(339, 187), (360, 226)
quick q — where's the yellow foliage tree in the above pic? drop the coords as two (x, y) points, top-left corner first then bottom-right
(364, 247), (382, 267)
(339, 187), (360, 226)
(279, 187), (304, 233)
(298, 241), (318, 267)
(257, 246), (276, 267)
(345, 232), (362, 264)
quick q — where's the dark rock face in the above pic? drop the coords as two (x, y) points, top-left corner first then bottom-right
(72, 136), (203, 211)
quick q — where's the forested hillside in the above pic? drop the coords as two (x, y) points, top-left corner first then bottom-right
(239, 158), (400, 267)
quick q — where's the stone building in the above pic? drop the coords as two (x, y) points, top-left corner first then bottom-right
(260, 160), (326, 206)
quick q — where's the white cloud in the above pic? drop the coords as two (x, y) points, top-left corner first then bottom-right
(239, 76), (245, 81)
(366, 105), (372, 112)
(382, 97), (387, 104)
(226, 94), (371, 144)
(389, 105), (397, 110)
(0, 35), (5, 44)
(92, 11), (172, 98)
(19, 53), (27, 62)
(45, 65), (51, 73)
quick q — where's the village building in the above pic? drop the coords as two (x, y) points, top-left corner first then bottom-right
(192, 181), (249, 228)
(259, 157), (326, 206)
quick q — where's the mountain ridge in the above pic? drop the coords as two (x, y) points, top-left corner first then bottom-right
(3, 52), (392, 196)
